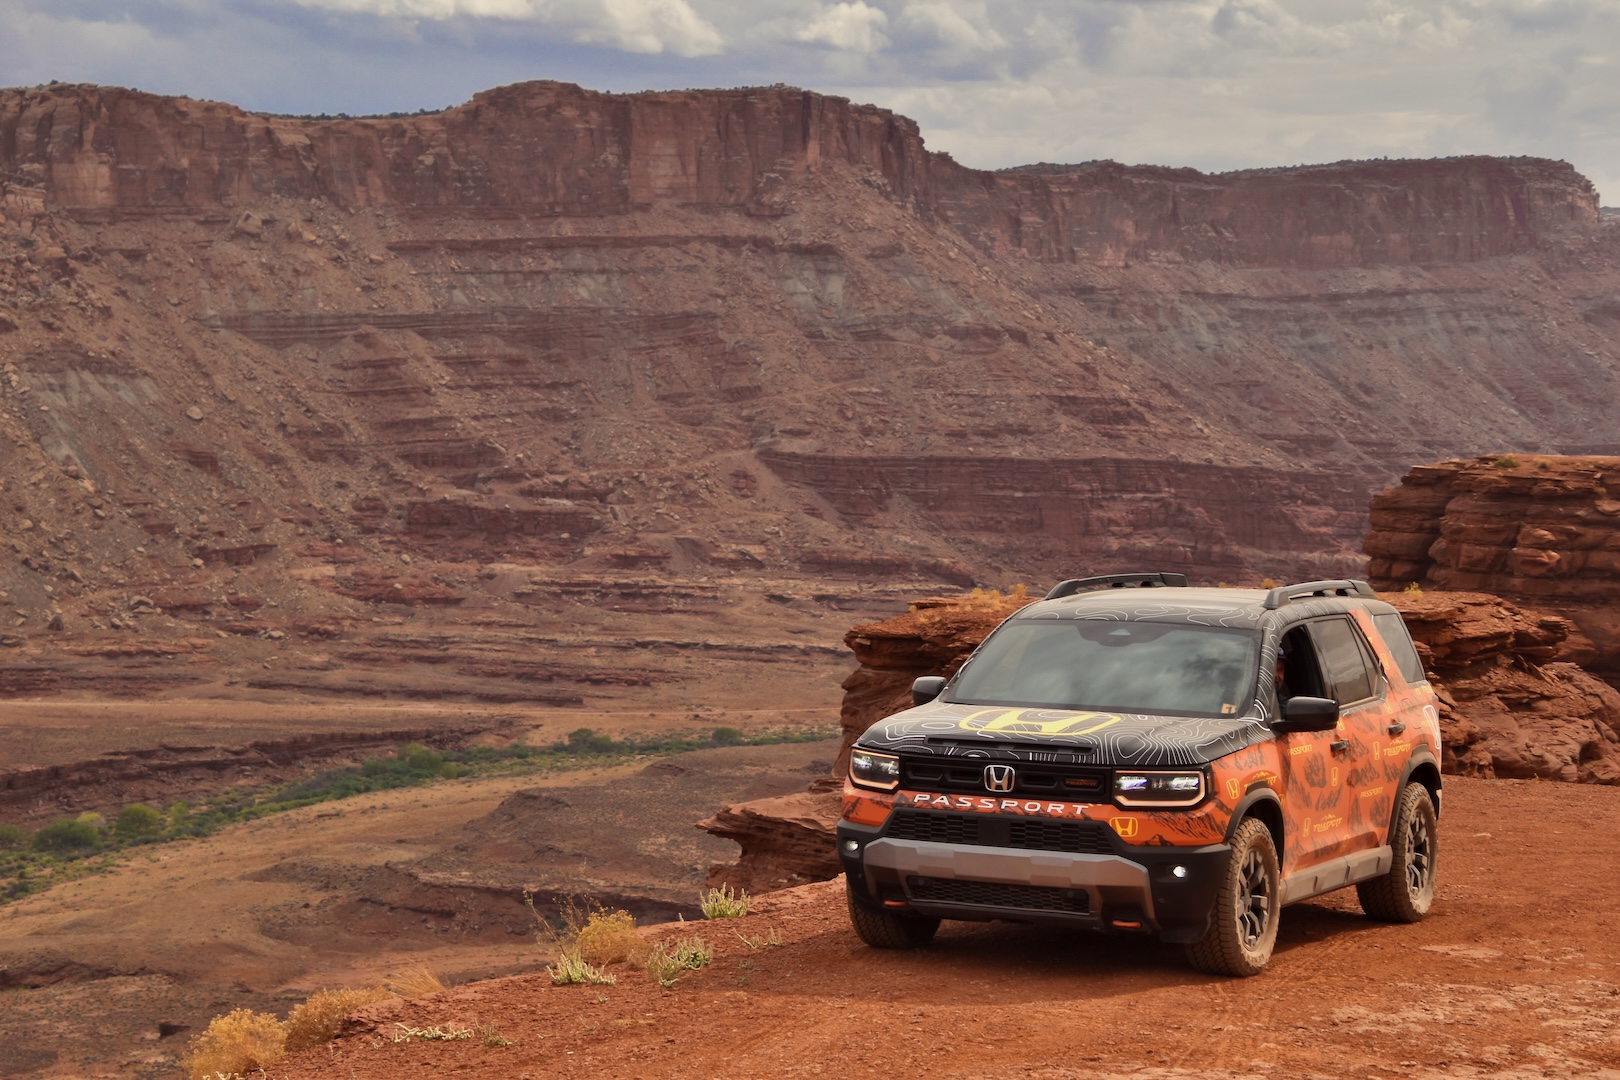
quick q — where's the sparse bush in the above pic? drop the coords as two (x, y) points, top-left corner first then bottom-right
(575, 908), (647, 965)
(0, 824), (28, 850)
(564, 727), (618, 754)
(1494, 454), (1520, 468)
(390, 1023), (474, 1042)
(736, 927), (784, 949)
(386, 964), (446, 998)
(548, 951), (617, 986)
(183, 1008), (285, 1080)
(403, 742), (444, 774)
(700, 884), (749, 919)
(711, 726), (744, 746)
(1404, 582), (1424, 598)
(643, 935), (713, 988)
(113, 804), (164, 840)
(283, 986), (393, 1052)
(31, 817), (101, 854)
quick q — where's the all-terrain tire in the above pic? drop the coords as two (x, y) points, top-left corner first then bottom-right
(845, 880), (941, 948)
(1357, 783), (1437, 922)
(1186, 817), (1280, 977)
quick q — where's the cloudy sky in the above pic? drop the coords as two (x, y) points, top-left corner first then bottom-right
(2, 1), (1616, 201)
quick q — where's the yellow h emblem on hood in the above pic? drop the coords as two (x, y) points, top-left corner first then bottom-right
(964, 709), (1123, 738)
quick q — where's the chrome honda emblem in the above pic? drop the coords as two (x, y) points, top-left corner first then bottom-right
(983, 764), (1016, 793)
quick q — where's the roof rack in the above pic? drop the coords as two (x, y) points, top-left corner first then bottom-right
(1262, 579), (1376, 610)
(1044, 572), (1189, 600)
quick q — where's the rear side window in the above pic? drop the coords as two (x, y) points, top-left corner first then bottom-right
(1373, 612), (1427, 685)
(1307, 617), (1380, 705)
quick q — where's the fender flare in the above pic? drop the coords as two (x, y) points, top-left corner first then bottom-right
(1389, 750), (1443, 834)
(1224, 787), (1285, 852)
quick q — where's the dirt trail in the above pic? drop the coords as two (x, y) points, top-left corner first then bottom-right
(275, 776), (1620, 1080)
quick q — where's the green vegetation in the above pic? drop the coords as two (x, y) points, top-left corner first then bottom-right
(644, 935), (714, 988)
(0, 725), (834, 906)
(1493, 454), (1521, 468)
(699, 883), (750, 919)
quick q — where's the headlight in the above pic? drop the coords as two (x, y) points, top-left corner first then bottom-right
(849, 749), (901, 792)
(1112, 770), (1205, 807)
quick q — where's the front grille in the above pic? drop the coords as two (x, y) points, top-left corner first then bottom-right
(906, 876), (1091, 914)
(900, 757), (1109, 797)
(885, 810), (1114, 855)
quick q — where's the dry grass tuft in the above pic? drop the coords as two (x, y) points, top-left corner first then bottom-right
(386, 964), (447, 998)
(283, 986), (395, 1053)
(182, 1008), (286, 1080)
(575, 908), (648, 965)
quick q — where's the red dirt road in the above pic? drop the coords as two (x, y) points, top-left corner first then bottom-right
(276, 776), (1620, 1080)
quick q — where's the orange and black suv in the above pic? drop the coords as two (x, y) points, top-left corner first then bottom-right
(837, 574), (1441, 976)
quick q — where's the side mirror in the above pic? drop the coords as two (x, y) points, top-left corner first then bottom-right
(911, 675), (947, 706)
(1274, 696), (1339, 733)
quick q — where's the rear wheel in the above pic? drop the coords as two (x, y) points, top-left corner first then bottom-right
(1357, 783), (1437, 922)
(1186, 817), (1280, 977)
(845, 879), (941, 948)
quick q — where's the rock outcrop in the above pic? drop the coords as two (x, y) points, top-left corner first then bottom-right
(1366, 456), (1620, 683)
(1395, 590), (1620, 783)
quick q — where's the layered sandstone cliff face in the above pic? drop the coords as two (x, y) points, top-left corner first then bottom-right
(1, 82), (1619, 704)
(1366, 456), (1620, 683)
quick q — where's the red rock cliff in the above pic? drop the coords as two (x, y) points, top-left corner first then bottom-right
(1365, 455), (1620, 682)
(1, 82), (1597, 267)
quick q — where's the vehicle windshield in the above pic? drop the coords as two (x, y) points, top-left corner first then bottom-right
(947, 619), (1258, 717)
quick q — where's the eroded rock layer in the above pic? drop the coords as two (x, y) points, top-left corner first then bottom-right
(1366, 455), (1620, 682)
(1, 81), (1619, 670)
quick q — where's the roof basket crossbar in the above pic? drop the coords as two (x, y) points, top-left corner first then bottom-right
(1044, 572), (1189, 600)
(1263, 579), (1376, 610)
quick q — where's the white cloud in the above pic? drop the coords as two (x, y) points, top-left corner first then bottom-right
(795, 1), (890, 53)
(291, 0), (725, 55)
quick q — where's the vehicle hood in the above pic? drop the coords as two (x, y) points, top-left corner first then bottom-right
(858, 701), (1270, 768)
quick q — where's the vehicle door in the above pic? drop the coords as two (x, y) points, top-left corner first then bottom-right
(1304, 614), (1390, 855)
(1269, 624), (1346, 873)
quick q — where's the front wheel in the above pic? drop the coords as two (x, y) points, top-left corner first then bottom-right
(1357, 783), (1437, 922)
(1186, 817), (1280, 977)
(845, 880), (941, 948)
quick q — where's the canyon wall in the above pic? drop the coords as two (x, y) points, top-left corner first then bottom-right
(0, 81), (1619, 701)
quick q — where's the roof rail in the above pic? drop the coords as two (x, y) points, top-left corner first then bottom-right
(1044, 572), (1189, 600)
(1262, 579), (1376, 610)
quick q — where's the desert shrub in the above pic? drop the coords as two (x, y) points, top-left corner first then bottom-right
(1494, 454), (1520, 468)
(644, 935), (713, 987)
(0, 824), (28, 851)
(710, 726), (745, 746)
(564, 727), (618, 754)
(575, 908), (647, 965)
(548, 952), (616, 985)
(183, 1008), (286, 1079)
(113, 804), (164, 840)
(386, 964), (446, 997)
(403, 742), (444, 774)
(31, 817), (101, 854)
(283, 986), (393, 1052)
(1404, 581), (1424, 597)
(700, 884), (749, 919)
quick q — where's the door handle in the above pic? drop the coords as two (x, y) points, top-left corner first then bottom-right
(1330, 739), (1351, 753)
(1386, 722), (1406, 736)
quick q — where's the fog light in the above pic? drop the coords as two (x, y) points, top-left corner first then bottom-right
(842, 839), (860, 854)
(1171, 865), (1189, 879)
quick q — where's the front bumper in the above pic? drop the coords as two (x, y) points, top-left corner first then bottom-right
(837, 817), (1230, 943)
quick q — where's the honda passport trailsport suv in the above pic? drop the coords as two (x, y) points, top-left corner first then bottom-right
(837, 574), (1441, 976)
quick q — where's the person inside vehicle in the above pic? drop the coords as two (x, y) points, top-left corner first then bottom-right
(1274, 648), (1292, 706)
